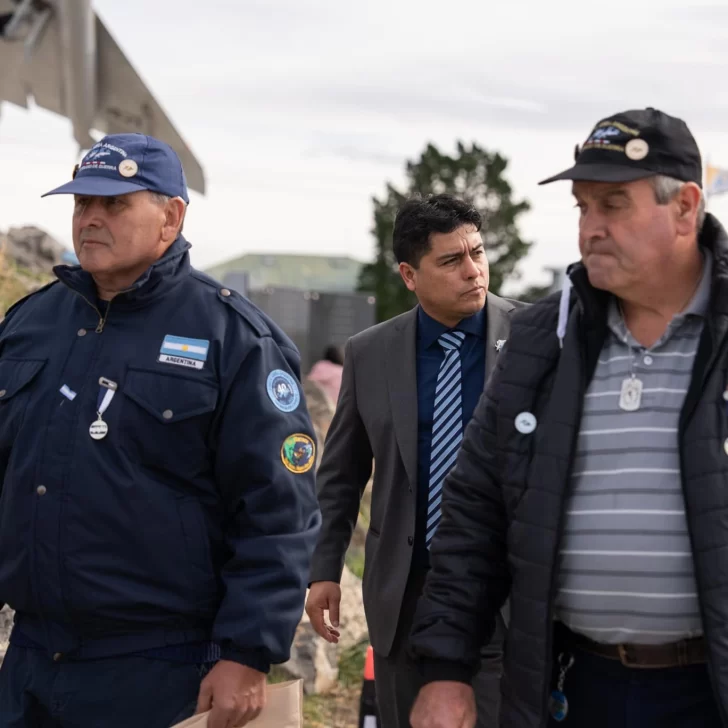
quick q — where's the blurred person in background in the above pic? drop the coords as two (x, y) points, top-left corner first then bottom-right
(308, 344), (345, 405)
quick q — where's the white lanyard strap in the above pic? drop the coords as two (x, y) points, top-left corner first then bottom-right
(96, 377), (117, 418)
(97, 387), (115, 417)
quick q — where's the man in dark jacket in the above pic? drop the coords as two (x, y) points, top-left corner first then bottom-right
(408, 108), (728, 728)
(0, 133), (321, 728)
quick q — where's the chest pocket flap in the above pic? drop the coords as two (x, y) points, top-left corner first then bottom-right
(0, 359), (46, 401)
(124, 368), (219, 423)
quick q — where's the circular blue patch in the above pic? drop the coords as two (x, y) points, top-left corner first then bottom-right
(266, 369), (300, 412)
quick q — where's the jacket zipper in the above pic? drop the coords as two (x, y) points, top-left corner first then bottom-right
(62, 285), (127, 333)
(60, 287), (104, 330)
(541, 338), (587, 728)
(95, 298), (113, 333)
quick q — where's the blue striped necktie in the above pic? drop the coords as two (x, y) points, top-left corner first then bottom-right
(426, 330), (466, 547)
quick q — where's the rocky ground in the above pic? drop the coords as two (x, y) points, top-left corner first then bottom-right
(0, 226), (64, 312)
(303, 685), (361, 727)
(1, 226), (67, 276)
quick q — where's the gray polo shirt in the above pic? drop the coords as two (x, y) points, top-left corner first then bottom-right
(554, 248), (712, 645)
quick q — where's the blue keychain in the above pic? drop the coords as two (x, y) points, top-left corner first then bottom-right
(549, 652), (574, 722)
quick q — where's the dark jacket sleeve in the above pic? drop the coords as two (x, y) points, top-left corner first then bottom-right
(408, 346), (511, 684)
(211, 333), (322, 673)
(308, 337), (373, 584)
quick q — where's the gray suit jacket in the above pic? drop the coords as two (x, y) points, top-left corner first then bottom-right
(308, 293), (525, 657)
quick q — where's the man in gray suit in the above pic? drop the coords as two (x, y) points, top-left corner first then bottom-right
(305, 194), (525, 727)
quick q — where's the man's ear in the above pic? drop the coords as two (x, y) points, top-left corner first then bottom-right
(675, 182), (702, 236)
(399, 262), (417, 292)
(163, 197), (187, 241)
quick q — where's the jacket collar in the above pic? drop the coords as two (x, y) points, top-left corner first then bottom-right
(53, 235), (192, 311)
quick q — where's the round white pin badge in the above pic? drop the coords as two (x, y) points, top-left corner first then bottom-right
(625, 139), (649, 161)
(118, 159), (139, 177)
(515, 412), (537, 434)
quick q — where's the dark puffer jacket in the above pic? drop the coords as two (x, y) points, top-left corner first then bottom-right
(409, 213), (728, 727)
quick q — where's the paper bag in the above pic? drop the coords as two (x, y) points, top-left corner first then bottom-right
(171, 679), (303, 728)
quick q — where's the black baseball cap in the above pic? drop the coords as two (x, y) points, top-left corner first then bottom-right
(539, 108), (702, 187)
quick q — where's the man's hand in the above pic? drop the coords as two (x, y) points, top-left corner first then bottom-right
(305, 581), (341, 643)
(410, 682), (476, 728)
(196, 660), (266, 728)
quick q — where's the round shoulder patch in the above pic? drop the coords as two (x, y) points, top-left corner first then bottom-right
(281, 433), (316, 473)
(266, 369), (301, 412)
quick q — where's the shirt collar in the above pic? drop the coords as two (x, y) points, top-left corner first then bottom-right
(417, 303), (486, 349)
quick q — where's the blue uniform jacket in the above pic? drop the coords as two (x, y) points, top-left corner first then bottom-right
(0, 236), (322, 672)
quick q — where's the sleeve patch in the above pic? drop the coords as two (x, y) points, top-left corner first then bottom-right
(266, 369), (301, 412)
(281, 433), (315, 473)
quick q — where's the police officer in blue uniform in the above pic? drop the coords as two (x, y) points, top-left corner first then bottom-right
(0, 133), (321, 728)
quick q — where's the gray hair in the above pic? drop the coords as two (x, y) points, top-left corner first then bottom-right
(149, 192), (174, 206)
(148, 191), (187, 233)
(650, 175), (706, 231)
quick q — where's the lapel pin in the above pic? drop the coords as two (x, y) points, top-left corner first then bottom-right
(495, 339), (506, 351)
(515, 411), (537, 434)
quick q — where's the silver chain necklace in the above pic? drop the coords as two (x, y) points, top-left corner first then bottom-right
(616, 271), (702, 413)
(617, 316), (644, 412)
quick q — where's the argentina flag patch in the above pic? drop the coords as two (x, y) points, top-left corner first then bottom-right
(159, 335), (210, 370)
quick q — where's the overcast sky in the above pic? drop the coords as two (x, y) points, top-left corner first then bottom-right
(2, 0), (728, 293)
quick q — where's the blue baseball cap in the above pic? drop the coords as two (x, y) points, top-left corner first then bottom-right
(42, 133), (190, 204)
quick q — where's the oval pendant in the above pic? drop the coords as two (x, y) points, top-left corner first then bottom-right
(549, 690), (569, 722)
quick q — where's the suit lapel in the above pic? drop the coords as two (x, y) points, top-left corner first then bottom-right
(386, 307), (419, 489)
(484, 293), (515, 379)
